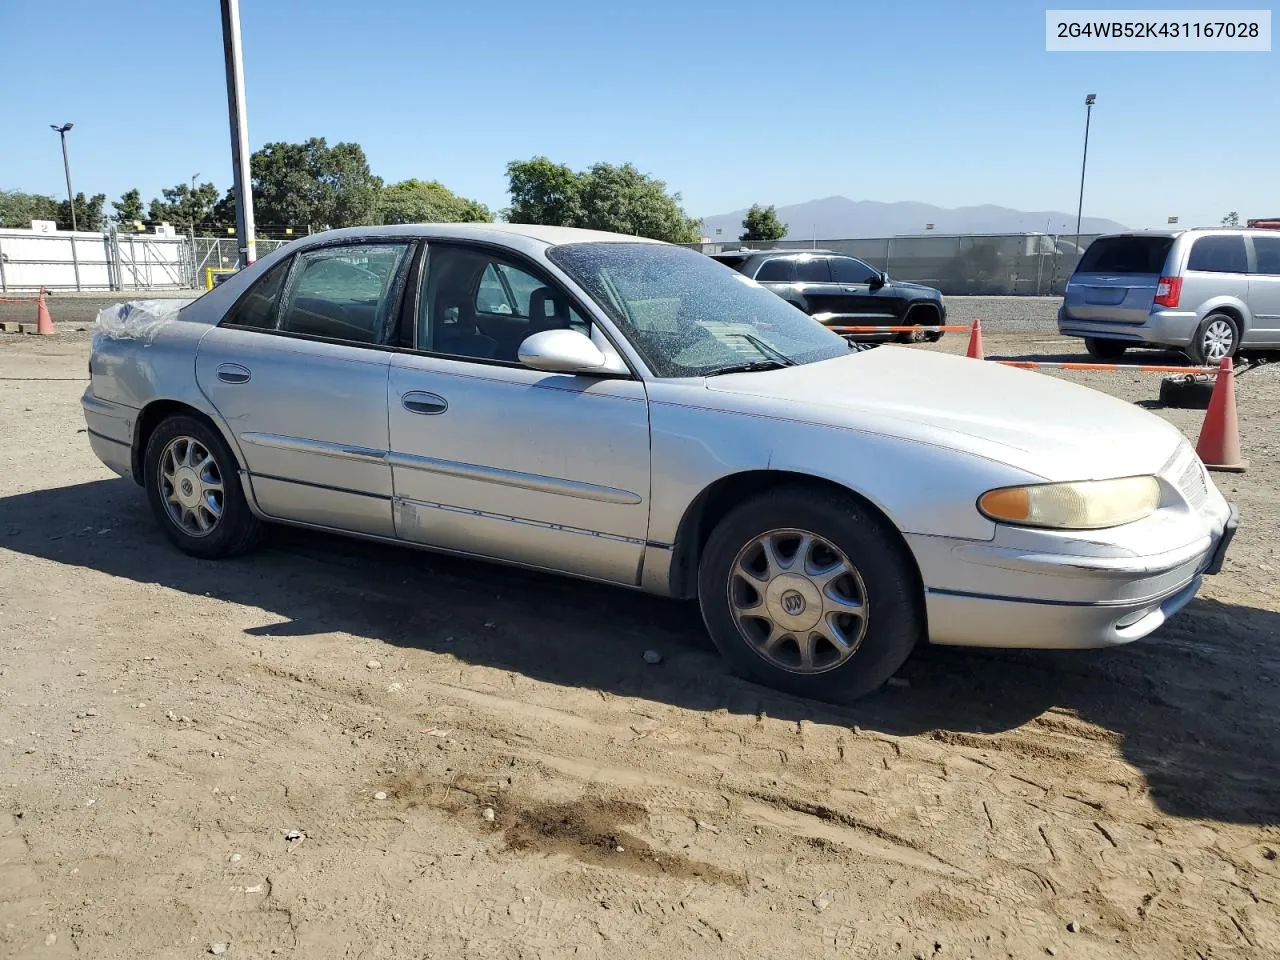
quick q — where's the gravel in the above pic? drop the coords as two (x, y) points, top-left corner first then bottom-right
(944, 296), (1062, 336)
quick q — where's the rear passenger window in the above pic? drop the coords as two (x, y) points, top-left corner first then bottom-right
(1252, 236), (1280, 275)
(222, 259), (289, 329)
(1187, 235), (1248, 274)
(755, 259), (795, 282)
(795, 258), (830, 283)
(278, 243), (411, 344)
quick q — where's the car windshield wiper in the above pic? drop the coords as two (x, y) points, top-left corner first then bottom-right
(717, 332), (796, 367)
(704, 358), (792, 376)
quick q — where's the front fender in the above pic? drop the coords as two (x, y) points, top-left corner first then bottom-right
(642, 380), (1038, 594)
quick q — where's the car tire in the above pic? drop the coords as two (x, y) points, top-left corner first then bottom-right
(697, 485), (924, 702)
(1084, 337), (1128, 361)
(1186, 313), (1239, 366)
(143, 414), (262, 559)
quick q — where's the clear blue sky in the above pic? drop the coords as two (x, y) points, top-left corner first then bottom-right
(2, 0), (1276, 230)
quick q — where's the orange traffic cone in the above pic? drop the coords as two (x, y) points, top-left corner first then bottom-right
(965, 318), (984, 359)
(35, 288), (55, 335)
(1195, 357), (1247, 472)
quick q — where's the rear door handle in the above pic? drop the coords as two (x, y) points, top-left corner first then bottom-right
(216, 362), (251, 384)
(402, 391), (448, 415)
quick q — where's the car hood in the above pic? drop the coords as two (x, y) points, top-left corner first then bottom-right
(886, 280), (939, 297)
(702, 347), (1184, 481)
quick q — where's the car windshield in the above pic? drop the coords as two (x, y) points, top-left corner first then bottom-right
(547, 243), (850, 377)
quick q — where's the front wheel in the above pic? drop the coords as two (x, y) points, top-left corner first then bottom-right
(143, 414), (262, 559)
(697, 486), (924, 702)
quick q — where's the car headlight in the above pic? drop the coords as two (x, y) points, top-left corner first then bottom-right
(977, 476), (1161, 530)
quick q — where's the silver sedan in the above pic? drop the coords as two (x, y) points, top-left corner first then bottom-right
(82, 224), (1237, 701)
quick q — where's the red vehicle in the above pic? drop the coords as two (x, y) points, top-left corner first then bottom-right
(1246, 218), (1280, 230)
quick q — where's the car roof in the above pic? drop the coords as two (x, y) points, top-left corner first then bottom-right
(291, 222), (665, 249)
(711, 248), (839, 257)
(1093, 227), (1272, 241)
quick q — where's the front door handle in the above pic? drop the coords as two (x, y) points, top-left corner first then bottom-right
(216, 362), (251, 384)
(402, 391), (448, 415)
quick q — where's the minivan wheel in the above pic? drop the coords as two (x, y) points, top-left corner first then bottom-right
(1084, 337), (1128, 361)
(697, 486), (924, 702)
(1187, 313), (1239, 366)
(144, 415), (262, 559)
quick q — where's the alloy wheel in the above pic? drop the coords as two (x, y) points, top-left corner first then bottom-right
(727, 527), (869, 674)
(159, 436), (224, 537)
(1202, 319), (1235, 362)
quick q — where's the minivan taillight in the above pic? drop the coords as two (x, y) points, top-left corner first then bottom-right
(1153, 276), (1182, 308)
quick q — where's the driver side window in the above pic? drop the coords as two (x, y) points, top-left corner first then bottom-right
(417, 247), (589, 363)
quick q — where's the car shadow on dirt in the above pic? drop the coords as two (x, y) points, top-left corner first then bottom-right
(6, 478), (1279, 826)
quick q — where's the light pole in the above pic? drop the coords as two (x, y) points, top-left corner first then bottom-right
(1074, 93), (1096, 259)
(50, 122), (76, 231)
(220, 0), (257, 266)
(190, 173), (201, 233)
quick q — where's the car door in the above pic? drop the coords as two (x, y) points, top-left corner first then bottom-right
(195, 241), (414, 537)
(386, 242), (651, 585)
(829, 256), (897, 319)
(1248, 235), (1280, 344)
(790, 255), (838, 318)
(752, 256), (798, 304)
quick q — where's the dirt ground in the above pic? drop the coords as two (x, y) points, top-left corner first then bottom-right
(2, 305), (1279, 960)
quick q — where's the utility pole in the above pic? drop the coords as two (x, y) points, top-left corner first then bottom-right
(190, 173), (200, 234)
(50, 123), (77, 230)
(220, 0), (257, 266)
(50, 122), (81, 290)
(1074, 93), (1096, 260)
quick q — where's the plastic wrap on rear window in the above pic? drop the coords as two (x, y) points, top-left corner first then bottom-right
(92, 299), (194, 348)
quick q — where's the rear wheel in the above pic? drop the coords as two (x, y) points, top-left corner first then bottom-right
(143, 415), (262, 559)
(1085, 337), (1128, 361)
(697, 486), (923, 702)
(1186, 313), (1239, 366)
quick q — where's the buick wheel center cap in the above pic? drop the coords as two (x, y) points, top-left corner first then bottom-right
(174, 467), (202, 508)
(764, 574), (823, 631)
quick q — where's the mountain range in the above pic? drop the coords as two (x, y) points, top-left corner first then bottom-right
(697, 197), (1129, 241)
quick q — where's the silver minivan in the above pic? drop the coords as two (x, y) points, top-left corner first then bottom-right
(1058, 228), (1280, 363)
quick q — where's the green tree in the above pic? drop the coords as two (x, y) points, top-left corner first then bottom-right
(0, 190), (59, 228)
(250, 138), (383, 230)
(576, 162), (700, 243)
(739, 203), (787, 241)
(212, 188), (238, 230)
(112, 189), (145, 229)
(504, 157), (700, 243)
(57, 192), (106, 232)
(148, 182), (220, 232)
(1222, 211), (1240, 227)
(506, 157), (583, 227)
(379, 179), (492, 224)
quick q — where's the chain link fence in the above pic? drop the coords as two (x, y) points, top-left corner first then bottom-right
(191, 236), (294, 289)
(692, 233), (1104, 296)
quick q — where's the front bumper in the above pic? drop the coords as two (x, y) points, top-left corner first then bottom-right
(1057, 307), (1198, 348)
(908, 501), (1237, 650)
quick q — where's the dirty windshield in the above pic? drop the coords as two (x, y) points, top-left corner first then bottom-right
(548, 243), (850, 377)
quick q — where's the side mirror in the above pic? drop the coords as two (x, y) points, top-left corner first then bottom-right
(869, 272), (888, 289)
(518, 328), (607, 374)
